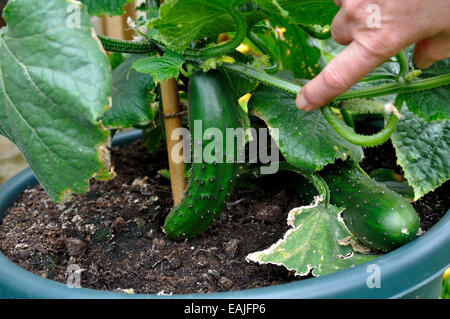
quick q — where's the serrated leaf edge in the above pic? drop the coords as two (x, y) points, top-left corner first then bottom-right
(251, 108), (363, 171)
(392, 110), (449, 201)
(245, 196), (324, 277)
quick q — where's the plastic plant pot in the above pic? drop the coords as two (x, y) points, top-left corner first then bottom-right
(0, 130), (449, 299)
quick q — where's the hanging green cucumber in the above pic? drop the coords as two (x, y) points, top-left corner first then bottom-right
(163, 70), (245, 240)
(98, 35), (159, 54)
(321, 162), (419, 252)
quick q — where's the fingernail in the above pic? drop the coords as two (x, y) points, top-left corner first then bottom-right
(296, 93), (308, 110)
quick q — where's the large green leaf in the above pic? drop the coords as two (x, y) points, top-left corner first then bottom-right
(0, 0), (112, 201)
(149, 0), (246, 51)
(391, 107), (450, 200)
(102, 55), (156, 128)
(253, 0), (339, 26)
(247, 199), (376, 276)
(400, 59), (450, 122)
(249, 85), (364, 171)
(254, 17), (322, 80)
(79, 0), (135, 16)
(131, 49), (186, 83)
(421, 59), (450, 77)
(401, 86), (450, 122)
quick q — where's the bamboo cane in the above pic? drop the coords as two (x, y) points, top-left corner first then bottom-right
(158, 0), (186, 206)
(160, 79), (187, 206)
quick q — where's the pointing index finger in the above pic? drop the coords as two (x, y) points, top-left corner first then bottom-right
(296, 41), (391, 111)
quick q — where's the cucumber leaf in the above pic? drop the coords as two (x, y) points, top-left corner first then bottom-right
(247, 198), (377, 277)
(102, 55), (156, 128)
(252, 0), (339, 26)
(79, 0), (135, 16)
(131, 49), (186, 83)
(249, 85), (364, 171)
(149, 0), (247, 52)
(391, 106), (450, 200)
(400, 59), (450, 122)
(250, 17), (322, 80)
(0, 0), (113, 201)
(421, 59), (450, 77)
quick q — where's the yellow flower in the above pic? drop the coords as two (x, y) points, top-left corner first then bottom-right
(444, 268), (450, 281)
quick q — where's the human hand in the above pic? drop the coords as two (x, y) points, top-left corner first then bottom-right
(296, 0), (450, 111)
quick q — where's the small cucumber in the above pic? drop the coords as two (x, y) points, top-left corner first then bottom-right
(321, 162), (420, 252)
(163, 70), (244, 240)
(98, 35), (157, 54)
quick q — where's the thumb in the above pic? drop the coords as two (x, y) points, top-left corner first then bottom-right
(296, 41), (390, 111)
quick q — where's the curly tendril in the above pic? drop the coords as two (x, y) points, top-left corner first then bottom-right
(247, 31), (280, 74)
(395, 51), (409, 81)
(182, 9), (247, 60)
(321, 95), (404, 147)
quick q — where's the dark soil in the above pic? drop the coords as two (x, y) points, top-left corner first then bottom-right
(0, 137), (448, 295)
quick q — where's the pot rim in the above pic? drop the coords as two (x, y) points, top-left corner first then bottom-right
(0, 130), (448, 299)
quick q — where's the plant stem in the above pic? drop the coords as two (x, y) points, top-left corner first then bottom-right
(321, 95), (404, 147)
(340, 109), (355, 130)
(298, 168), (330, 207)
(103, 9), (246, 59)
(222, 63), (301, 94)
(221, 63), (450, 100)
(277, 163), (331, 207)
(360, 74), (396, 82)
(243, 162), (330, 206)
(247, 31), (280, 74)
(339, 73), (450, 100)
(396, 51), (409, 80)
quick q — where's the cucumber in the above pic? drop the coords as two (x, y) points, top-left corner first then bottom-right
(163, 70), (244, 240)
(98, 35), (158, 54)
(321, 162), (420, 252)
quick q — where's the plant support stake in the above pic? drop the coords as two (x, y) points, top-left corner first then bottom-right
(160, 78), (186, 206)
(157, 0), (186, 206)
